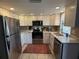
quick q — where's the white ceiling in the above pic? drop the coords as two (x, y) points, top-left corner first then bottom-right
(0, 0), (65, 15)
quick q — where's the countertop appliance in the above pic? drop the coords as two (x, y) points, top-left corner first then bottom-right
(0, 15), (21, 59)
(32, 21), (43, 44)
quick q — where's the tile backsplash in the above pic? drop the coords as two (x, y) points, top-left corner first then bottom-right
(20, 26), (60, 32)
(71, 27), (79, 38)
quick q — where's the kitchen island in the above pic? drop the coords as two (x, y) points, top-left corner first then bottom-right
(50, 32), (79, 59)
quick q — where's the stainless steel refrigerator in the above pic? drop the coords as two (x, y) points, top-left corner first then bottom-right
(0, 15), (21, 59)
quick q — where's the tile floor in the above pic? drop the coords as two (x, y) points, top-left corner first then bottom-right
(20, 30), (55, 59)
(19, 53), (55, 59)
(19, 44), (55, 59)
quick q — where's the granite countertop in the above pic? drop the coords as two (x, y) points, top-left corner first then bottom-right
(51, 32), (79, 43)
(21, 30), (79, 43)
(21, 30), (52, 33)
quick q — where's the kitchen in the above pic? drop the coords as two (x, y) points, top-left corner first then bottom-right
(0, 0), (79, 59)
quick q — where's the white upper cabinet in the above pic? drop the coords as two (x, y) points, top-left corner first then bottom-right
(54, 13), (60, 25)
(49, 14), (60, 26)
(42, 16), (50, 26)
(19, 14), (61, 26)
(19, 16), (36, 26)
(49, 15), (55, 25)
(19, 16), (25, 26)
(26, 16), (33, 26)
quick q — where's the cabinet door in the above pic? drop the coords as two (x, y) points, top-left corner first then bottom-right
(21, 31), (32, 46)
(43, 33), (49, 44)
(49, 34), (54, 50)
(49, 15), (55, 25)
(54, 14), (60, 25)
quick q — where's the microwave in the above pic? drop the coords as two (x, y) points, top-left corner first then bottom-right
(32, 21), (43, 26)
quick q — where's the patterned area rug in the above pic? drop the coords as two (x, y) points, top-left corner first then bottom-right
(23, 44), (51, 54)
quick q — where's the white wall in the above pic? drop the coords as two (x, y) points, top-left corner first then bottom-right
(0, 8), (19, 19)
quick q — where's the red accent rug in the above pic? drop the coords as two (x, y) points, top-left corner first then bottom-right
(23, 44), (51, 54)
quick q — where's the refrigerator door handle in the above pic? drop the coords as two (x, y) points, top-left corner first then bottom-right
(6, 40), (10, 51)
(6, 35), (9, 38)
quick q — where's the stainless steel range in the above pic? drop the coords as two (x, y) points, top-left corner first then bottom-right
(32, 21), (43, 44)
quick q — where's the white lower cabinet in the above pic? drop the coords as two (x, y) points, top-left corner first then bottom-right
(43, 32), (50, 44)
(21, 31), (32, 46)
(49, 34), (54, 52)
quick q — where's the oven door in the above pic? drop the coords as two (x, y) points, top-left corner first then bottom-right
(32, 31), (43, 39)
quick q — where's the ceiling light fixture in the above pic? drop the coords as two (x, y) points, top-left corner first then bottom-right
(70, 6), (75, 9)
(30, 13), (34, 15)
(60, 11), (64, 13)
(40, 13), (43, 15)
(10, 8), (15, 11)
(21, 14), (25, 16)
(56, 7), (60, 9)
(49, 13), (52, 15)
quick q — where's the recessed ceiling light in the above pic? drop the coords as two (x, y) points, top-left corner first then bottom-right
(21, 14), (25, 16)
(49, 13), (52, 15)
(70, 6), (75, 9)
(60, 11), (64, 13)
(56, 7), (60, 9)
(30, 13), (34, 15)
(10, 8), (15, 10)
(40, 13), (43, 15)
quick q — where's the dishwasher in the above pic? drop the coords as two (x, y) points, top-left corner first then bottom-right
(53, 38), (63, 59)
